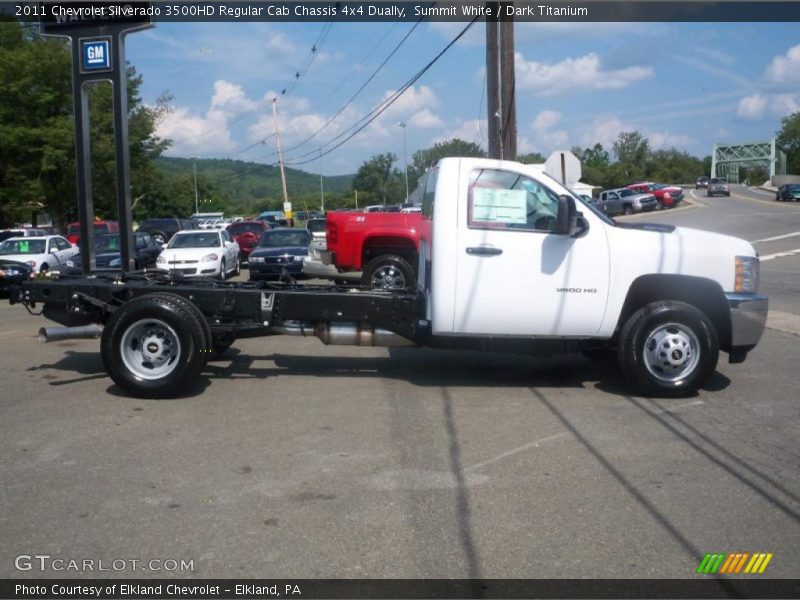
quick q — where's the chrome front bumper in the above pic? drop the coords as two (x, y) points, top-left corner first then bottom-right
(726, 293), (768, 348)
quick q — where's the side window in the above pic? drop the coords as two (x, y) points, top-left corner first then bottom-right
(467, 168), (560, 232)
(421, 168), (438, 219)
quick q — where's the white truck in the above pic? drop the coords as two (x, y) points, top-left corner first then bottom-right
(14, 157), (767, 399)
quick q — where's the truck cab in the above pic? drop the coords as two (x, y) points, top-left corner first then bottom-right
(418, 158), (766, 393)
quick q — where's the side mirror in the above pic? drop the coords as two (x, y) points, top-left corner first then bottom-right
(555, 195), (576, 235)
(555, 195), (588, 237)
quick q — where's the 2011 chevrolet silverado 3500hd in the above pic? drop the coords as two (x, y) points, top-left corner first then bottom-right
(12, 157), (767, 399)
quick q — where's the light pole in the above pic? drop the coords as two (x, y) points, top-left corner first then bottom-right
(193, 157), (199, 214)
(318, 147), (325, 213)
(397, 122), (409, 201)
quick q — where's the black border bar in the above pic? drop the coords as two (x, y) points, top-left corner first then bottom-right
(3, 579), (800, 599)
(9, 1), (800, 22)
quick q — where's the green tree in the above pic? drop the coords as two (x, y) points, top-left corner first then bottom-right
(0, 20), (168, 229)
(517, 152), (546, 164)
(351, 153), (404, 206)
(409, 138), (485, 189)
(776, 111), (800, 175)
(612, 131), (651, 183)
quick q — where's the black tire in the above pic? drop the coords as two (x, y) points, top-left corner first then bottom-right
(233, 257), (241, 277)
(362, 254), (416, 290)
(100, 293), (209, 398)
(617, 301), (719, 397)
(622, 205), (633, 216)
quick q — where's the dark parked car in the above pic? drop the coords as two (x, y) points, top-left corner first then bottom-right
(695, 176), (710, 189)
(137, 218), (195, 245)
(248, 228), (312, 280)
(226, 220), (270, 262)
(0, 258), (33, 293)
(64, 232), (162, 274)
(707, 177), (730, 197)
(776, 183), (800, 202)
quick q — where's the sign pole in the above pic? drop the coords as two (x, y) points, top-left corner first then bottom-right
(39, 2), (152, 274)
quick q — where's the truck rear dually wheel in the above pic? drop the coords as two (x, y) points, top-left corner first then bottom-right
(617, 301), (718, 397)
(101, 293), (209, 398)
(363, 255), (415, 290)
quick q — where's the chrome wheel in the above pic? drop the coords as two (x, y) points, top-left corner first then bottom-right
(642, 322), (700, 383)
(369, 265), (407, 289)
(120, 318), (181, 381)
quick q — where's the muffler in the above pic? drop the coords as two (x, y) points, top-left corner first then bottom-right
(38, 324), (103, 343)
(272, 321), (415, 347)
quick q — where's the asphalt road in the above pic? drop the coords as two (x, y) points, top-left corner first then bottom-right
(0, 198), (798, 582)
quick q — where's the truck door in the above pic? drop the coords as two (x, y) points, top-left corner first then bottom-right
(453, 165), (611, 337)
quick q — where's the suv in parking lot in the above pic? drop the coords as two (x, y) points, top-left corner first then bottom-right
(137, 218), (196, 245)
(707, 177), (730, 197)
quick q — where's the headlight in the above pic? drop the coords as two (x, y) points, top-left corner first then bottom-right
(249, 256), (265, 263)
(735, 256), (759, 293)
(156, 256), (166, 264)
(1, 268), (21, 277)
(293, 255), (304, 262)
(26, 260), (36, 267)
(201, 253), (219, 262)
(66, 260), (75, 268)
(109, 257), (121, 267)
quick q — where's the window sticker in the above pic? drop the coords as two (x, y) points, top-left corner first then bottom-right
(471, 189), (528, 225)
(20, 241), (29, 253)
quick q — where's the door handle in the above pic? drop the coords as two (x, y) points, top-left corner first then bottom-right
(466, 246), (503, 256)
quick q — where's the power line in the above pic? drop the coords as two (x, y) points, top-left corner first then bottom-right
(167, 20), (335, 149)
(207, 14), (475, 186)
(286, 16), (480, 167)
(275, 18), (424, 158)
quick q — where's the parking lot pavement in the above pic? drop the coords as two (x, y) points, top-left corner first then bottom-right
(0, 295), (798, 579)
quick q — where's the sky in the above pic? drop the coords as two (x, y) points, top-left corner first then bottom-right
(123, 18), (800, 176)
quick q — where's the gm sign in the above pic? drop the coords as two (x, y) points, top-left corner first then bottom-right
(80, 38), (111, 73)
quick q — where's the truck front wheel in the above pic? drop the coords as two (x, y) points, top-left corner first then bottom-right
(362, 255), (415, 290)
(101, 293), (208, 398)
(617, 301), (719, 397)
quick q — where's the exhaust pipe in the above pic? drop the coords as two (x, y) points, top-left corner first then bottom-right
(39, 324), (103, 343)
(272, 321), (415, 347)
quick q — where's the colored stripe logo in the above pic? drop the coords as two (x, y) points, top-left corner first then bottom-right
(697, 553), (773, 574)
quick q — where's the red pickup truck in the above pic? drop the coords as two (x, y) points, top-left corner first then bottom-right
(626, 182), (684, 209)
(322, 211), (421, 289)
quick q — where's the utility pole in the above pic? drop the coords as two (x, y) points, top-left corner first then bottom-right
(486, 2), (517, 160)
(397, 122), (409, 201)
(272, 98), (290, 210)
(318, 147), (325, 213)
(485, 2), (502, 159)
(193, 157), (199, 214)
(500, 7), (517, 160)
